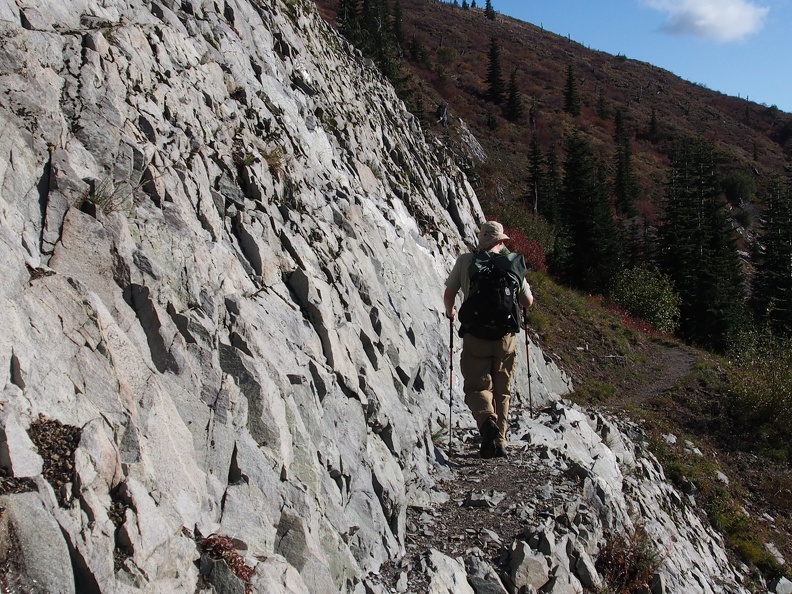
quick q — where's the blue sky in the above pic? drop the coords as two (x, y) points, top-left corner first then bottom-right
(477, 0), (792, 113)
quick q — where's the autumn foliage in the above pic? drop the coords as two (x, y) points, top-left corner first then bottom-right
(503, 224), (547, 273)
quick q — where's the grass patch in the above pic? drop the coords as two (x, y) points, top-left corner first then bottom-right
(78, 177), (134, 215)
(725, 332), (792, 463)
(574, 378), (616, 404)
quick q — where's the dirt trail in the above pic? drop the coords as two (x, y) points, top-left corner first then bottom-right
(615, 343), (697, 407)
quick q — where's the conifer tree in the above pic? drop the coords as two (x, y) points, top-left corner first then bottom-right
(614, 108), (625, 141)
(484, 0), (496, 20)
(360, 0), (376, 35)
(596, 86), (608, 120)
(659, 138), (747, 350)
(556, 131), (621, 292)
(564, 64), (580, 116)
(697, 199), (748, 349)
(338, 0), (360, 43)
(408, 35), (429, 66)
(592, 162), (624, 288)
(504, 68), (524, 121)
(471, 0), (477, 8)
(527, 133), (544, 213)
(486, 109), (498, 130)
(614, 109), (638, 216)
(486, 37), (505, 104)
(542, 145), (562, 224)
(529, 95), (538, 131)
(648, 108), (659, 142)
(339, 0), (403, 81)
(753, 176), (792, 336)
(370, 0), (400, 80)
(392, 0), (405, 48)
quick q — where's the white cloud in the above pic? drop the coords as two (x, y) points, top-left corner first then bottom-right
(643, 0), (769, 41)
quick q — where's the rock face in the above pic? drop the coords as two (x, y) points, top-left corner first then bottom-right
(0, 0), (564, 591)
(0, 0), (759, 593)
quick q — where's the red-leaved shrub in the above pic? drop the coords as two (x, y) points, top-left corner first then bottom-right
(503, 225), (548, 273)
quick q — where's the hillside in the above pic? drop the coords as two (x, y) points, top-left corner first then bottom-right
(309, 0), (792, 588)
(315, 0), (792, 223)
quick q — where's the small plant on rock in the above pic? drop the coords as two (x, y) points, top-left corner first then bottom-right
(264, 147), (285, 178)
(595, 525), (662, 593)
(198, 534), (254, 593)
(78, 177), (134, 215)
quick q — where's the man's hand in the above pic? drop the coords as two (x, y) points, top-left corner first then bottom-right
(443, 287), (458, 321)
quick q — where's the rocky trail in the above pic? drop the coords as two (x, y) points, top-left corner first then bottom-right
(366, 342), (708, 593)
(372, 424), (585, 593)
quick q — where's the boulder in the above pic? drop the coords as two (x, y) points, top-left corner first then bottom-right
(0, 410), (43, 478)
(511, 540), (550, 591)
(0, 492), (75, 594)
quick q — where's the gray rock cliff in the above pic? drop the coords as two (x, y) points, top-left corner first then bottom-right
(0, 0), (763, 593)
(0, 0), (564, 591)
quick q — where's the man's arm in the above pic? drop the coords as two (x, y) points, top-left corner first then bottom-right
(519, 278), (534, 309)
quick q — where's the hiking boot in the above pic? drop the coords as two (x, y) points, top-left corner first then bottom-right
(479, 418), (499, 459)
(494, 444), (508, 458)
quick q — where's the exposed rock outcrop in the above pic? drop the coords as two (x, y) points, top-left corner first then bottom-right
(0, 0), (563, 590)
(0, 0), (764, 593)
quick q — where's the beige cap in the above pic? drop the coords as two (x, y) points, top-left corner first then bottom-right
(477, 221), (509, 250)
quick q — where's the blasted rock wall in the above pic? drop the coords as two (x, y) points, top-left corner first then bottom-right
(0, 0), (567, 592)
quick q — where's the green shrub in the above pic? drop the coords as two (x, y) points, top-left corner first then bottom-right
(726, 332), (792, 461)
(437, 47), (457, 66)
(609, 266), (681, 333)
(721, 170), (757, 204)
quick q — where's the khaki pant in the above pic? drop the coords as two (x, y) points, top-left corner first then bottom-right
(460, 333), (517, 446)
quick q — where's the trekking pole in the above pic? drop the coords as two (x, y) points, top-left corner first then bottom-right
(523, 308), (533, 419)
(448, 315), (454, 453)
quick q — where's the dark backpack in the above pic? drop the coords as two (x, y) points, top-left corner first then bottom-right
(458, 250), (526, 340)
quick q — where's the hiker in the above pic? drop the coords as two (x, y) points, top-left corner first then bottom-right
(443, 221), (533, 458)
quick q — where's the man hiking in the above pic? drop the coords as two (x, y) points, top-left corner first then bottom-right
(443, 221), (534, 458)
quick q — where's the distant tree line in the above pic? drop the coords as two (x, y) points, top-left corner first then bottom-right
(523, 122), (792, 351)
(490, 48), (791, 351)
